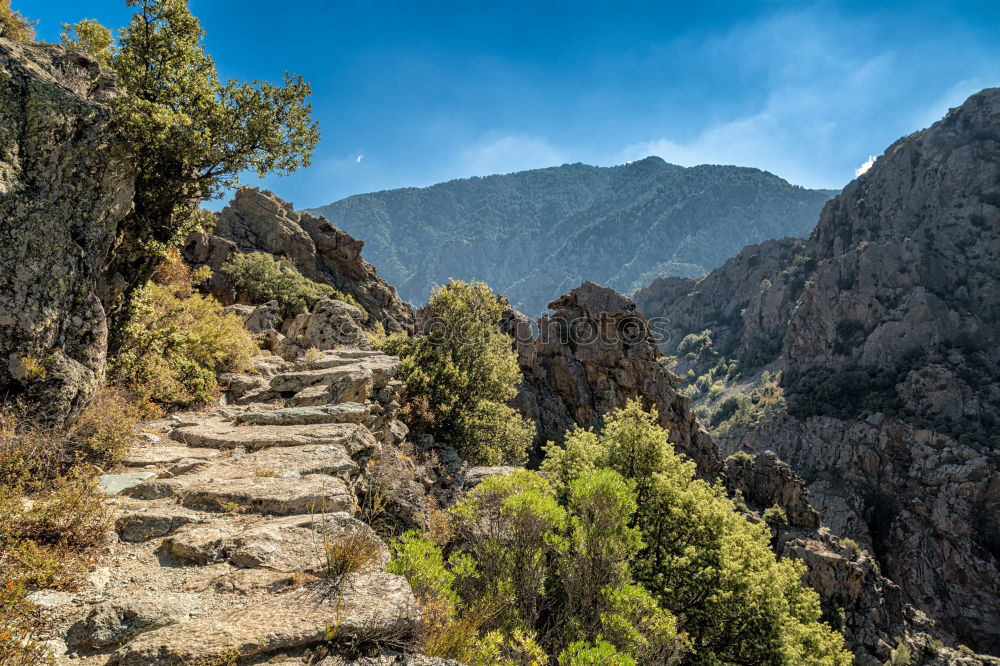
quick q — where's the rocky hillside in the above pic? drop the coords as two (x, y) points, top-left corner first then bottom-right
(311, 158), (835, 313)
(635, 88), (1000, 655)
(504, 283), (975, 665)
(185, 188), (414, 333)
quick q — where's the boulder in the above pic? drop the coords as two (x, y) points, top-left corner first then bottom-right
(509, 282), (723, 479)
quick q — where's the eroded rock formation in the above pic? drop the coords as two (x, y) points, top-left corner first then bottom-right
(0, 39), (134, 423)
(509, 281), (723, 479)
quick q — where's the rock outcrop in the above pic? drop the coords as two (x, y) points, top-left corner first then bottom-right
(0, 39), (133, 422)
(509, 282), (723, 479)
(726, 450), (992, 665)
(184, 188), (414, 332)
(634, 88), (1000, 655)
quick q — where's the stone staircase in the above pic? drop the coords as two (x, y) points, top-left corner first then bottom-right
(42, 349), (453, 666)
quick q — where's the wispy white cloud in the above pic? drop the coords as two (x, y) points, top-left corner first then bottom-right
(455, 133), (567, 177)
(615, 8), (913, 189)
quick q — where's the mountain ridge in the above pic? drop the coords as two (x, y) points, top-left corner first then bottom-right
(310, 157), (837, 313)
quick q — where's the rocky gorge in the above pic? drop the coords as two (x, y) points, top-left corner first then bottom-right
(636, 88), (1000, 656)
(2, 26), (999, 666)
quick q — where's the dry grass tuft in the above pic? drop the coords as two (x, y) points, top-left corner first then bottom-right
(323, 529), (383, 580)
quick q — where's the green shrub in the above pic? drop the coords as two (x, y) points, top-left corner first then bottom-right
(110, 252), (258, 410)
(841, 538), (862, 559)
(382, 280), (534, 465)
(559, 638), (636, 666)
(220, 251), (359, 317)
(764, 505), (790, 533)
(389, 400), (848, 665)
(543, 399), (850, 665)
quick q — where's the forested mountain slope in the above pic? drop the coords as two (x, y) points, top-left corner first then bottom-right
(311, 157), (835, 313)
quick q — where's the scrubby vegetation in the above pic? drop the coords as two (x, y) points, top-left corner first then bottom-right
(110, 251), (258, 410)
(220, 251), (360, 318)
(0, 390), (139, 663)
(706, 371), (786, 434)
(388, 401), (850, 664)
(380, 280), (535, 465)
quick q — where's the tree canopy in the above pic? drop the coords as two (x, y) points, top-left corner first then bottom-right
(61, 0), (319, 326)
(380, 279), (534, 465)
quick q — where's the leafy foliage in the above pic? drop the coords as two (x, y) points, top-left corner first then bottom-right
(0, 1), (35, 41)
(381, 280), (534, 465)
(220, 251), (357, 318)
(61, 0), (319, 330)
(109, 251), (257, 410)
(540, 400), (850, 665)
(60, 18), (114, 65)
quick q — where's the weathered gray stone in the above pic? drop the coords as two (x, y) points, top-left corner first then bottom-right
(181, 474), (353, 515)
(122, 478), (186, 500)
(112, 574), (419, 666)
(210, 443), (358, 480)
(284, 298), (372, 352)
(234, 403), (369, 426)
(0, 40), (134, 424)
(120, 446), (222, 467)
(116, 508), (201, 543)
(98, 472), (156, 496)
(66, 597), (196, 649)
(170, 422), (376, 453)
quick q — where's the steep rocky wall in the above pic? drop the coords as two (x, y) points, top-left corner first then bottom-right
(184, 188), (413, 332)
(0, 40), (134, 422)
(631, 88), (1000, 655)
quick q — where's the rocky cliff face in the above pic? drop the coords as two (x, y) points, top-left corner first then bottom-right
(508, 282), (723, 479)
(0, 39), (134, 422)
(635, 88), (1000, 655)
(184, 188), (413, 332)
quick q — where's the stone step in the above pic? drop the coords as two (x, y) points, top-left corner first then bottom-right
(269, 365), (368, 393)
(209, 443), (358, 481)
(120, 445), (222, 467)
(111, 574), (420, 666)
(166, 512), (388, 573)
(116, 504), (205, 542)
(181, 474), (354, 515)
(233, 403), (369, 426)
(170, 422), (376, 454)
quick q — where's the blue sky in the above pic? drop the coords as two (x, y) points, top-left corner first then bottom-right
(26, 0), (1000, 209)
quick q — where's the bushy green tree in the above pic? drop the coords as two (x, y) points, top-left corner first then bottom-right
(559, 638), (636, 666)
(109, 251), (257, 409)
(61, 0), (319, 331)
(382, 280), (534, 465)
(541, 399), (850, 665)
(451, 471), (565, 630)
(59, 19), (113, 65)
